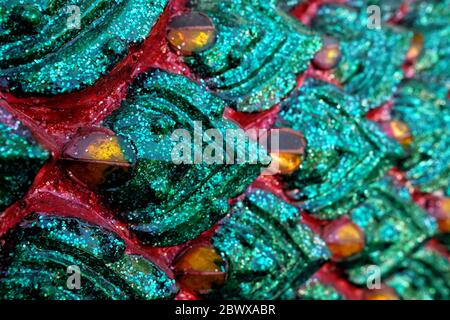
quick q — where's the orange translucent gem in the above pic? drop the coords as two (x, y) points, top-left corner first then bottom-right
(390, 120), (413, 146)
(83, 135), (126, 162)
(312, 37), (342, 70)
(267, 127), (306, 175)
(436, 198), (450, 233)
(172, 245), (227, 294)
(167, 12), (216, 55)
(62, 131), (135, 189)
(406, 33), (424, 61)
(365, 287), (400, 300)
(323, 219), (365, 260)
(438, 219), (450, 233)
(270, 152), (303, 175)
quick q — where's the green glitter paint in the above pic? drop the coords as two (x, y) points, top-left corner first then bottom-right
(0, 0), (448, 301)
(340, 177), (438, 286)
(103, 70), (266, 246)
(400, 0), (450, 89)
(391, 79), (450, 193)
(0, 213), (178, 300)
(0, 0), (168, 95)
(296, 279), (343, 300)
(349, 0), (402, 22)
(311, 4), (412, 110)
(277, 0), (304, 12)
(279, 79), (404, 219)
(387, 246), (450, 300)
(210, 188), (330, 299)
(184, 0), (321, 112)
(0, 107), (49, 211)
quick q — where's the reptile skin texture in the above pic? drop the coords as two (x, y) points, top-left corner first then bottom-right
(0, 0), (449, 300)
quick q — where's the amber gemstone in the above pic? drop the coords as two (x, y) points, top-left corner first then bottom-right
(438, 219), (450, 233)
(364, 287), (400, 300)
(270, 152), (302, 175)
(167, 12), (216, 55)
(323, 218), (365, 260)
(430, 197), (450, 233)
(62, 131), (135, 190)
(172, 245), (227, 294)
(437, 198), (450, 233)
(382, 120), (413, 146)
(406, 33), (424, 61)
(312, 36), (342, 70)
(267, 128), (306, 175)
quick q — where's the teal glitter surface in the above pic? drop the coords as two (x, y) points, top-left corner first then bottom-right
(0, 213), (178, 300)
(0, 0), (449, 301)
(387, 246), (450, 300)
(0, 0), (168, 95)
(349, 0), (401, 22)
(311, 4), (412, 110)
(184, 0), (321, 112)
(279, 79), (404, 218)
(104, 70), (266, 246)
(391, 79), (450, 193)
(210, 188), (330, 299)
(0, 107), (49, 211)
(277, 0), (304, 12)
(401, 0), (450, 89)
(340, 177), (438, 286)
(296, 279), (343, 300)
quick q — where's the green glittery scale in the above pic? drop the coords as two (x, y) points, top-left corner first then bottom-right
(297, 279), (343, 300)
(0, 0), (449, 301)
(386, 246), (450, 300)
(311, 4), (412, 110)
(0, 213), (178, 300)
(349, 0), (402, 22)
(279, 79), (404, 218)
(391, 79), (450, 193)
(103, 70), (266, 246)
(210, 188), (330, 300)
(277, 0), (304, 12)
(341, 177), (438, 286)
(401, 0), (450, 89)
(355, 0), (450, 91)
(0, 107), (48, 211)
(184, 0), (321, 112)
(0, 0), (168, 95)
